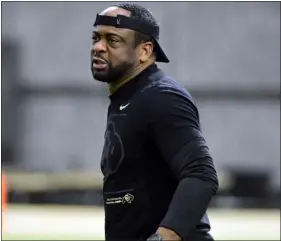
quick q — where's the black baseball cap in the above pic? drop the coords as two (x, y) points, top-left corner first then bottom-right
(93, 14), (169, 63)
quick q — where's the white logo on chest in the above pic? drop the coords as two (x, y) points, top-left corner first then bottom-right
(119, 103), (130, 110)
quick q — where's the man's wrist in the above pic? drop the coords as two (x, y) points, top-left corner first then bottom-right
(147, 233), (164, 241)
(156, 227), (182, 241)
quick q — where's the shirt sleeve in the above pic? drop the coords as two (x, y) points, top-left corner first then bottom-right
(149, 89), (219, 239)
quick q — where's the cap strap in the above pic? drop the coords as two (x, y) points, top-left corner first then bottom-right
(93, 14), (159, 39)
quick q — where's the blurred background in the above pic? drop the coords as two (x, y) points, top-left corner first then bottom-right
(1, 1), (280, 240)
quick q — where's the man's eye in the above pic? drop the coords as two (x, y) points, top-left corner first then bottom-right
(108, 38), (118, 43)
(92, 36), (99, 42)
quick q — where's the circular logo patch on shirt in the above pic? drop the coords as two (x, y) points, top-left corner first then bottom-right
(101, 121), (124, 175)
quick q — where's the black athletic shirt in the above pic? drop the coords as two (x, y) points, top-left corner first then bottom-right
(100, 64), (219, 241)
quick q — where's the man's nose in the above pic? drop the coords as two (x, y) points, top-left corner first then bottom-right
(92, 39), (107, 53)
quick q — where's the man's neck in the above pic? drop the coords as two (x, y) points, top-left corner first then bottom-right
(109, 59), (155, 95)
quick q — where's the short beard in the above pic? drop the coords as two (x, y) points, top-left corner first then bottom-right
(91, 61), (135, 83)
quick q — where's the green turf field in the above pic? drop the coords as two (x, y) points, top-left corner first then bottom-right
(2, 205), (280, 240)
(2, 234), (100, 240)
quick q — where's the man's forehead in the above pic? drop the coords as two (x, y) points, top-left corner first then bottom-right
(93, 25), (131, 36)
(99, 6), (131, 17)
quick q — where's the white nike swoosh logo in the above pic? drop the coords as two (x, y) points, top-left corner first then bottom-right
(119, 103), (130, 110)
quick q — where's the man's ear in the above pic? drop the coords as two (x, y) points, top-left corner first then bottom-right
(139, 41), (154, 63)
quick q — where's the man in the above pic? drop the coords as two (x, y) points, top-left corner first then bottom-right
(91, 3), (219, 241)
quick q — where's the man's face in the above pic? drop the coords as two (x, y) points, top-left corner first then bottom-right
(91, 7), (139, 83)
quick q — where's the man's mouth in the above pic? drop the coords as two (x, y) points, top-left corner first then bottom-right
(92, 57), (108, 70)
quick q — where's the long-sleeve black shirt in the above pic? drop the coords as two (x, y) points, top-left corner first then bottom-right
(101, 64), (219, 241)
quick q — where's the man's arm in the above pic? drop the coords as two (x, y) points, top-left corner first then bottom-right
(149, 89), (219, 240)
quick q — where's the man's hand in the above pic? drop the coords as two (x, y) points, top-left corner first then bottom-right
(156, 227), (182, 241)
